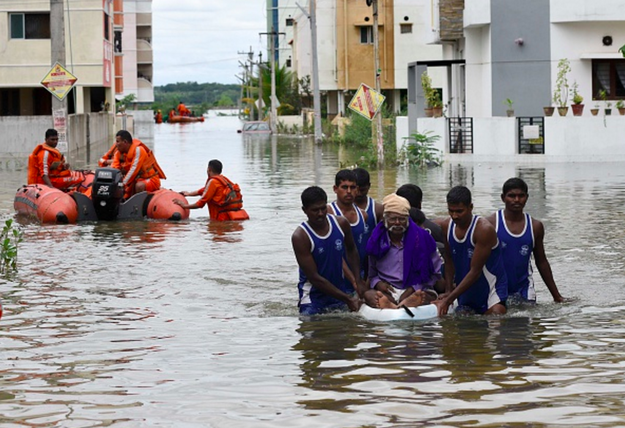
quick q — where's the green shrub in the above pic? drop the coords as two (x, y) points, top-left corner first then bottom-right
(399, 131), (443, 168)
(1, 219), (23, 276)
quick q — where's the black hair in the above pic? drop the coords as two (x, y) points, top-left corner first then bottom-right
(396, 184), (423, 209)
(353, 167), (370, 187)
(446, 185), (472, 206)
(208, 159), (223, 174)
(116, 129), (133, 143)
(334, 169), (357, 186)
(301, 186), (327, 208)
(45, 129), (58, 139)
(502, 177), (528, 195)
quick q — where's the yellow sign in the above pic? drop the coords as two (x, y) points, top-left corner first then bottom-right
(348, 83), (385, 121)
(41, 62), (78, 101)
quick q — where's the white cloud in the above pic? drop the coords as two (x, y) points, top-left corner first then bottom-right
(152, 0), (268, 85)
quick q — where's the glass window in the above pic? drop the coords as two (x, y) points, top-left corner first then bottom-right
(10, 13), (50, 39)
(286, 18), (293, 27)
(400, 23), (412, 34)
(10, 14), (24, 39)
(592, 59), (625, 99)
(360, 26), (373, 44)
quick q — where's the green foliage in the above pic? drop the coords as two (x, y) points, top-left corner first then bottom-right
(504, 98), (514, 109)
(399, 131), (443, 168)
(250, 64), (301, 116)
(153, 81), (240, 113)
(116, 94), (136, 113)
(217, 94), (235, 107)
(571, 81), (583, 104)
(343, 114), (373, 147)
(616, 99), (624, 109)
(553, 58), (571, 108)
(335, 113), (397, 169)
(1, 219), (23, 276)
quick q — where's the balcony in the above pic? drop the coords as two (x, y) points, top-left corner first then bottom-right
(136, 39), (152, 65)
(137, 77), (154, 103)
(551, 0), (625, 22)
(136, 13), (152, 27)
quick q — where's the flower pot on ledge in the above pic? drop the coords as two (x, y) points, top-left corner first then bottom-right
(605, 109), (612, 116)
(590, 108), (599, 116)
(543, 106), (555, 116)
(619, 108), (625, 115)
(557, 106), (569, 116)
(506, 110), (515, 117)
(571, 104), (584, 116)
(432, 107), (443, 117)
(424, 107), (433, 117)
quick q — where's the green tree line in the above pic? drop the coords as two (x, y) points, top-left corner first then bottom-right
(153, 81), (240, 113)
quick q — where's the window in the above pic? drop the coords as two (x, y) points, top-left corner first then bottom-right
(360, 26), (373, 44)
(400, 23), (412, 34)
(9, 13), (50, 39)
(104, 12), (110, 41)
(286, 18), (294, 26)
(286, 58), (292, 67)
(592, 59), (625, 99)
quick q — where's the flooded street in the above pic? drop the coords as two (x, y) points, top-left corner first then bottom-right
(2, 114), (625, 427)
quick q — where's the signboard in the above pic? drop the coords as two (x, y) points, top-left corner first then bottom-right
(348, 83), (385, 121)
(53, 108), (68, 153)
(41, 62), (77, 101)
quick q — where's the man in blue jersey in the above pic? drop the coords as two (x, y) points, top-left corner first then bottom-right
(438, 186), (508, 316)
(292, 186), (365, 315)
(353, 167), (384, 235)
(328, 169), (368, 285)
(486, 178), (564, 303)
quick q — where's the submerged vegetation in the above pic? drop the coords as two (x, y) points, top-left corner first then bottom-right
(399, 131), (443, 168)
(1, 219), (23, 276)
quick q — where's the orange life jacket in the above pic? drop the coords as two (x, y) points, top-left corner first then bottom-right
(211, 175), (243, 212)
(27, 144), (68, 184)
(123, 139), (167, 181)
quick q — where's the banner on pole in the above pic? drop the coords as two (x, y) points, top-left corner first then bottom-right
(41, 62), (78, 101)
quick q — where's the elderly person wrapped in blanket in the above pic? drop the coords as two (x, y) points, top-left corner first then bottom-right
(363, 193), (443, 309)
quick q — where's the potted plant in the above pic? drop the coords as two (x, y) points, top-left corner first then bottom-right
(553, 58), (571, 116)
(598, 89), (612, 116)
(617, 99), (625, 115)
(504, 98), (514, 117)
(571, 81), (584, 116)
(421, 72), (434, 117)
(430, 90), (443, 117)
(590, 101), (600, 116)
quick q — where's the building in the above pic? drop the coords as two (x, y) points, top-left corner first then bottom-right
(116, 0), (154, 104)
(288, 0), (444, 118)
(266, 0), (299, 70)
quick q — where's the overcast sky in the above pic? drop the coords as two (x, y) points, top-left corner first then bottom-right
(152, 0), (268, 86)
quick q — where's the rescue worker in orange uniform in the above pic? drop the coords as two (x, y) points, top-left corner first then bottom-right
(28, 128), (86, 190)
(98, 143), (118, 167)
(154, 109), (163, 124)
(174, 159), (248, 221)
(177, 101), (191, 117)
(111, 130), (166, 199)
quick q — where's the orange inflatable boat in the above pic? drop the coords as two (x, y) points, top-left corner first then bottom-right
(14, 168), (190, 224)
(14, 184), (79, 224)
(168, 114), (205, 123)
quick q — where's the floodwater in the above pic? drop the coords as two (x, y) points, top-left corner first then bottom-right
(2, 113), (625, 427)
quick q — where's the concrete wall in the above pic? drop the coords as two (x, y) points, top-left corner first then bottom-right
(0, 113), (113, 171)
(551, 0), (625, 22)
(491, 0), (551, 117)
(396, 114), (625, 163)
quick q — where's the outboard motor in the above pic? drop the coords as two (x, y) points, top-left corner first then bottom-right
(92, 167), (124, 220)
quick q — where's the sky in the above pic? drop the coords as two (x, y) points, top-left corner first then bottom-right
(152, 0), (269, 86)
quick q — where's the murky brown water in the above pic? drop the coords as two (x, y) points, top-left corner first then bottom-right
(2, 114), (625, 427)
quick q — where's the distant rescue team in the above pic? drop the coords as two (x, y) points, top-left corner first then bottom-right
(291, 170), (564, 316)
(28, 128), (248, 222)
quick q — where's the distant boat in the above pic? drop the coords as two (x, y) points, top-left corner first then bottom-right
(168, 114), (205, 123)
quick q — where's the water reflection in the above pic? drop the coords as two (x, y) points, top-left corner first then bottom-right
(206, 220), (244, 243)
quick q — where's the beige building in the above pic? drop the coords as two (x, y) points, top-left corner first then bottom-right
(291, 0), (444, 117)
(0, 0), (153, 117)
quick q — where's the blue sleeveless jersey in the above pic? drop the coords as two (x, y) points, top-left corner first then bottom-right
(448, 215), (508, 313)
(363, 196), (378, 240)
(330, 201), (368, 278)
(298, 214), (354, 314)
(496, 210), (536, 301)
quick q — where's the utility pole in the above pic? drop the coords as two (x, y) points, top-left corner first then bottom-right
(247, 47), (254, 121)
(258, 52), (264, 121)
(50, 0), (69, 153)
(260, 28), (285, 133)
(297, 1), (323, 144)
(372, 0), (384, 167)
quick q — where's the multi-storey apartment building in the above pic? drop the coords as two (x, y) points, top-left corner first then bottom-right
(286, 0), (444, 118)
(0, 0), (153, 117)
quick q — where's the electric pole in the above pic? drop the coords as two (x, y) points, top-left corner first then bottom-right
(372, 0), (384, 167)
(260, 28), (285, 133)
(258, 52), (264, 121)
(50, 0), (69, 153)
(248, 47), (254, 121)
(297, 0), (323, 144)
